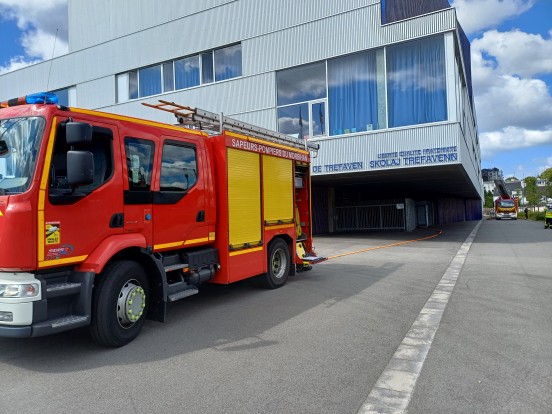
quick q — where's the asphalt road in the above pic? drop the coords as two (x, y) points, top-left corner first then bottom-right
(0, 219), (550, 413)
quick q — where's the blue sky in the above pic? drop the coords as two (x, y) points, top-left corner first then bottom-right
(1, 0), (551, 180)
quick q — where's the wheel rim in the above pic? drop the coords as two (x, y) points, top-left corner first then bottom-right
(271, 248), (287, 279)
(117, 280), (146, 329)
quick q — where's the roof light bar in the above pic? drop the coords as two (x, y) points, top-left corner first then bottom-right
(0, 92), (58, 108)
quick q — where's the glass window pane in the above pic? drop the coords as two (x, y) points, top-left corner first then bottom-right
(53, 88), (69, 106)
(125, 138), (155, 191)
(277, 62), (326, 106)
(163, 62), (174, 92)
(138, 65), (162, 97)
(129, 71), (138, 100)
(175, 55), (200, 89)
(161, 144), (197, 191)
(214, 44), (242, 81)
(277, 103), (309, 139)
(328, 51), (379, 135)
(386, 35), (447, 128)
(311, 102), (326, 136)
(201, 52), (214, 84)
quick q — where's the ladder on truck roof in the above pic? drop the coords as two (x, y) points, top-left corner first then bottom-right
(142, 100), (319, 153)
(494, 179), (511, 198)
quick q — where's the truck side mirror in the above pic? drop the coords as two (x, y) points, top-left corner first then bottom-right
(67, 150), (94, 187)
(66, 122), (93, 145)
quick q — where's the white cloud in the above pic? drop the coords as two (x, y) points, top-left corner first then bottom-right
(0, 0), (68, 71)
(472, 29), (552, 78)
(451, 0), (534, 35)
(480, 127), (552, 158)
(470, 27), (552, 167)
(0, 56), (41, 75)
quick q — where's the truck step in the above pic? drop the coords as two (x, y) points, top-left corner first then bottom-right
(168, 288), (199, 302)
(46, 282), (82, 298)
(32, 315), (90, 336)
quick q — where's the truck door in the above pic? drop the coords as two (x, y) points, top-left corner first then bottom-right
(151, 137), (207, 252)
(122, 137), (155, 243)
(41, 119), (121, 268)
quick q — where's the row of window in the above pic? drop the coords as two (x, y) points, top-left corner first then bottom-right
(117, 44), (242, 102)
(276, 35), (447, 138)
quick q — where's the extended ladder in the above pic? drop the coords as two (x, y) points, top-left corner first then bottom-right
(143, 100), (319, 152)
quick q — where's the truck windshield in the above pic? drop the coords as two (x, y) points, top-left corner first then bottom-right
(0, 117), (45, 194)
(499, 200), (515, 208)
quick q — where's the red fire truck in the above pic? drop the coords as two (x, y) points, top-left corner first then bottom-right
(0, 93), (323, 346)
(493, 179), (518, 220)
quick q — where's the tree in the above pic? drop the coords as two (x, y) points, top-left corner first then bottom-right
(524, 176), (540, 207)
(539, 167), (552, 182)
(540, 168), (552, 201)
(484, 189), (494, 208)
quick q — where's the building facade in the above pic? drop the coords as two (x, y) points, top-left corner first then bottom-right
(0, 0), (483, 232)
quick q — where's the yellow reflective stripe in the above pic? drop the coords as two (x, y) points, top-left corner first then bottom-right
(229, 246), (263, 256)
(154, 241), (184, 250)
(265, 224), (294, 230)
(154, 237), (210, 251)
(38, 118), (58, 262)
(38, 255), (88, 268)
(209, 232), (216, 241)
(184, 237), (209, 245)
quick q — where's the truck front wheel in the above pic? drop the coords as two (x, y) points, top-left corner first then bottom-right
(90, 260), (149, 347)
(261, 239), (290, 289)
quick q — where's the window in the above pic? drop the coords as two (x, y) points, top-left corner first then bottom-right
(215, 44), (242, 81)
(163, 62), (175, 92)
(328, 50), (384, 134)
(175, 56), (200, 90)
(116, 43), (242, 102)
(277, 62), (326, 106)
(276, 62), (327, 139)
(124, 138), (154, 191)
(49, 124), (113, 195)
(49, 87), (76, 107)
(386, 35), (447, 128)
(138, 65), (162, 97)
(201, 52), (214, 84)
(160, 143), (197, 191)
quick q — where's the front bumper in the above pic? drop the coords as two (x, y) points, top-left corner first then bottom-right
(0, 272), (42, 338)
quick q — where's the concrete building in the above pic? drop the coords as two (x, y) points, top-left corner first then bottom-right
(0, 0), (482, 232)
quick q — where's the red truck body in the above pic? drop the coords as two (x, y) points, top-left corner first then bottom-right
(494, 196), (518, 220)
(0, 95), (321, 346)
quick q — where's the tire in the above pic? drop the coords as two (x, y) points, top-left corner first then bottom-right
(90, 260), (149, 347)
(261, 239), (291, 289)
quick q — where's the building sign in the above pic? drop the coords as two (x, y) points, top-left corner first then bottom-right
(370, 146), (458, 169)
(312, 162), (363, 174)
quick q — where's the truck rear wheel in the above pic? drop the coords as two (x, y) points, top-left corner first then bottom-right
(90, 260), (149, 347)
(261, 239), (290, 289)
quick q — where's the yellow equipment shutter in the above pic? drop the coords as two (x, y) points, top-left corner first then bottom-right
(263, 155), (293, 223)
(227, 148), (261, 247)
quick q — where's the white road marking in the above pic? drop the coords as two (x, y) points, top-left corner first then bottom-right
(357, 221), (482, 414)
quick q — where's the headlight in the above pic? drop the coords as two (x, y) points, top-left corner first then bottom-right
(0, 283), (40, 298)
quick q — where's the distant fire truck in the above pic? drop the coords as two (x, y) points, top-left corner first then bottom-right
(493, 179), (518, 220)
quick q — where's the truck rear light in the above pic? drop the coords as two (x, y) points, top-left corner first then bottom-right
(0, 311), (13, 322)
(0, 283), (40, 298)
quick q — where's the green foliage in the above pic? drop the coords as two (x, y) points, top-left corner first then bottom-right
(539, 167), (552, 182)
(484, 189), (494, 208)
(524, 176), (540, 207)
(505, 176), (518, 181)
